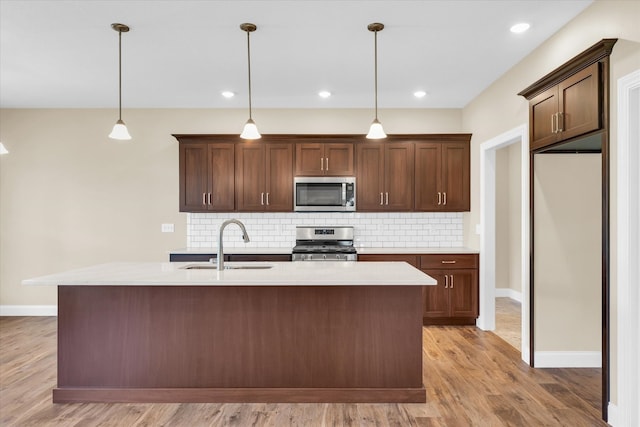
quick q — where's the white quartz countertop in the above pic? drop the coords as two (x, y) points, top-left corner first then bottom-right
(22, 261), (436, 287)
(169, 247), (478, 255)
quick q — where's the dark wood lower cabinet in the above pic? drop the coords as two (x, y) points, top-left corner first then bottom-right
(359, 252), (479, 325)
(55, 285), (425, 403)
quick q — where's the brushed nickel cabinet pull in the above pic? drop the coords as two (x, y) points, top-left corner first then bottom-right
(450, 275), (454, 289)
(202, 193), (206, 205)
(261, 192), (264, 205)
(443, 192), (447, 205)
(266, 192), (270, 205)
(438, 192), (442, 205)
(385, 192), (389, 205)
(208, 193), (212, 205)
(444, 275), (449, 289)
(326, 157), (329, 171)
(441, 260), (456, 264)
(551, 114), (556, 134)
(321, 158), (324, 171)
(380, 193), (384, 205)
(557, 112), (563, 132)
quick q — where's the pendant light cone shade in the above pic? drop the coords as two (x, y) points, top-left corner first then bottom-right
(241, 118), (261, 139)
(367, 118), (387, 139)
(366, 23), (387, 139)
(240, 23), (261, 139)
(109, 119), (132, 139)
(109, 23), (131, 140)
(0, 143), (8, 155)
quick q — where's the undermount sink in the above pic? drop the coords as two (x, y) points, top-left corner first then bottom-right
(181, 263), (273, 270)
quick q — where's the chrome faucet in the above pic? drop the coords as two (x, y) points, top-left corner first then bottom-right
(217, 219), (250, 270)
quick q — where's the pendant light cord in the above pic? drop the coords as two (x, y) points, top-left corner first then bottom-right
(374, 29), (378, 121)
(118, 29), (122, 121)
(246, 29), (253, 120)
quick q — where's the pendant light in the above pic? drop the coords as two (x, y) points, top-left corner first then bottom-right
(108, 23), (132, 140)
(240, 23), (261, 140)
(366, 22), (387, 139)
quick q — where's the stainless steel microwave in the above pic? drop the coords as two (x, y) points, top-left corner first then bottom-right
(294, 177), (356, 212)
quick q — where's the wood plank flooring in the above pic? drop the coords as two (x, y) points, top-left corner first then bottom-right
(494, 297), (522, 350)
(0, 316), (607, 426)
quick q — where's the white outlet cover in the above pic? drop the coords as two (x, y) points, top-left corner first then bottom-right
(161, 223), (175, 233)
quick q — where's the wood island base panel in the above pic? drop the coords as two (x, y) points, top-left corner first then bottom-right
(56, 285), (426, 403)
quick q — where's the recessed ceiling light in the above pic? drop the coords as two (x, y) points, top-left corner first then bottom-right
(221, 91), (235, 98)
(414, 90), (427, 98)
(318, 90), (331, 98)
(510, 23), (530, 34)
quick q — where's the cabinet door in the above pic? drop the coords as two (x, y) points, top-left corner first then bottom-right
(295, 143), (324, 176)
(448, 269), (478, 318)
(441, 142), (470, 211)
(385, 142), (414, 211)
(356, 142), (385, 211)
(530, 86), (559, 151)
(265, 143), (293, 211)
(422, 270), (449, 318)
(324, 143), (354, 176)
(208, 143), (235, 211)
(235, 144), (266, 211)
(559, 62), (600, 142)
(414, 142), (442, 211)
(179, 143), (209, 212)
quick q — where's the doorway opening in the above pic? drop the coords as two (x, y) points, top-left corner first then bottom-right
(478, 124), (530, 363)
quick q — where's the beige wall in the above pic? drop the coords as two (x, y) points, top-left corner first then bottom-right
(533, 154), (602, 352)
(495, 143), (522, 293)
(0, 108), (462, 306)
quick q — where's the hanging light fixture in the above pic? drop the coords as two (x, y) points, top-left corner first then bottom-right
(240, 23), (261, 140)
(108, 23), (132, 140)
(366, 22), (387, 139)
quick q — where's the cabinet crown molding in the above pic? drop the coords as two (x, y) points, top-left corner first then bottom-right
(518, 38), (617, 100)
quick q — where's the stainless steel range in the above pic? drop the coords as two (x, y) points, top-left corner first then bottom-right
(291, 226), (357, 261)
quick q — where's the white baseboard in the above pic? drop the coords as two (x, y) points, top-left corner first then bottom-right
(534, 351), (602, 368)
(0, 305), (57, 316)
(495, 288), (522, 302)
(607, 402), (618, 426)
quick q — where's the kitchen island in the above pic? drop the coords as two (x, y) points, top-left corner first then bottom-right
(23, 261), (435, 404)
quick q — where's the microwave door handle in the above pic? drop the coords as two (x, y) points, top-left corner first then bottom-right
(342, 183), (347, 205)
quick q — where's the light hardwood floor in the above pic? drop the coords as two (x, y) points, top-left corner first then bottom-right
(0, 316), (606, 426)
(494, 297), (522, 350)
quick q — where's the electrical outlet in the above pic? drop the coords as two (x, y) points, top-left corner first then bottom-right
(161, 223), (175, 233)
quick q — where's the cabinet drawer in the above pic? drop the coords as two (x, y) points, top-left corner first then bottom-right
(420, 254), (478, 269)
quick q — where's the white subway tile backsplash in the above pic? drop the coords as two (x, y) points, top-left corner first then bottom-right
(186, 212), (464, 249)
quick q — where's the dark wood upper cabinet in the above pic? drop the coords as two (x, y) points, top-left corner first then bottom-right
(415, 138), (470, 212)
(175, 134), (471, 213)
(529, 63), (600, 150)
(356, 142), (414, 211)
(236, 142), (293, 212)
(519, 39), (616, 152)
(178, 141), (234, 212)
(295, 142), (354, 176)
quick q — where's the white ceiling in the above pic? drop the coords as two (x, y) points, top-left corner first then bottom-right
(0, 0), (593, 109)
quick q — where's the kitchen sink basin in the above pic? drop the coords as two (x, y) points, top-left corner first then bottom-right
(181, 264), (273, 270)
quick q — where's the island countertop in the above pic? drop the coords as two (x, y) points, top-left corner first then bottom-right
(22, 261), (436, 287)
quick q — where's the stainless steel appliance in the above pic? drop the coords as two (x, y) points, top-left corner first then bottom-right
(291, 226), (357, 261)
(294, 177), (355, 212)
